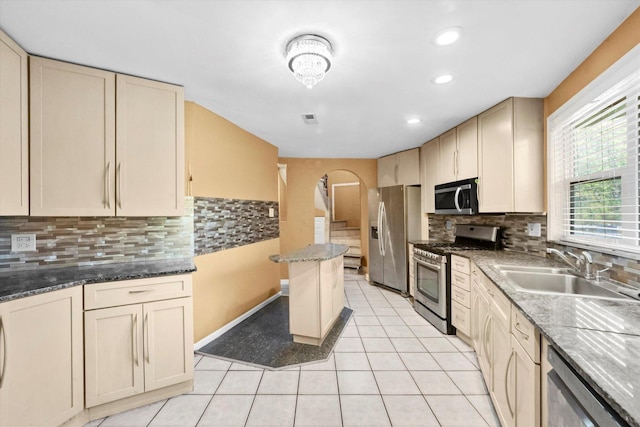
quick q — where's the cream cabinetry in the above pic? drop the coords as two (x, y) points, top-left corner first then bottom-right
(30, 57), (184, 217)
(408, 243), (416, 297)
(377, 148), (419, 187)
(289, 256), (345, 346)
(84, 275), (193, 408)
(0, 30), (29, 216)
(471, 263), (541, 427)
(419, 138), (439, 214)
(438, 117), (478, 184)
(477, 97), (543, 213)
(450, 255), (471, 336)
(0, 287), (84, 427)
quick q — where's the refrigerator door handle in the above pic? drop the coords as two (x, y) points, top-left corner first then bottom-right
(380, 202), (387, 256)
(377, 201), (383, 255)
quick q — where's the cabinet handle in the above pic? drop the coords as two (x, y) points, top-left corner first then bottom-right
(144, 312), (150, 364)
(129, 290), (153, 294)
(0, 316), (5, 389)
(514, 322), (530, 340)
(133, 313), (139, 367)
(117, 162), (122, 209)
(482, 314), (491, 367)
(505, 350), (515, 417)
(105, 161), (111, 209)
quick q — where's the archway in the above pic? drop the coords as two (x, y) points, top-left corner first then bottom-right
(314, 170), (364, 273)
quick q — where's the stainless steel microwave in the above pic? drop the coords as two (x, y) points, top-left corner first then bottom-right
(434, 177), (479, 215)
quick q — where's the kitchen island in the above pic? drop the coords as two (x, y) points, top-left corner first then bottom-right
(270, 243), (348, 345)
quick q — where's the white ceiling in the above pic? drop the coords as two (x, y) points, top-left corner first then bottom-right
(1, 1), (638, 158)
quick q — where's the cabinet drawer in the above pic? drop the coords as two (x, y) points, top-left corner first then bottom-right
(451, 255), (470, 274)
(485, 280), (510, 325)
(452, 300), (470, 336)
(84, 274), (192, 310)
(451, 270), (470, 291)
(511, 308), (540, 363)
(451, 285), (470, 308)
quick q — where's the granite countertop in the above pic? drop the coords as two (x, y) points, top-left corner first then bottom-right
(0, 257), (197, 303)
(269, 243), (349, 263)
(457, 249), (640, 427)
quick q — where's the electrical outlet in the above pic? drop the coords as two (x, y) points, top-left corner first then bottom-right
(11, 234), (36, 252)
(527, 223), (541, 237)
(268, 207), (275, 218)
(446, 220), (453, 230)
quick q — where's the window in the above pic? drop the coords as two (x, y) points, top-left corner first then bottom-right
(548, 46), (640, 254)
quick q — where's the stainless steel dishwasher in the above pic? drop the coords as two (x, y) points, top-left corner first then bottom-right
(547, 346), (629, 426)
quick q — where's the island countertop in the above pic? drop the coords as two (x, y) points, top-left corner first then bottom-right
(269, 243), (349, 263)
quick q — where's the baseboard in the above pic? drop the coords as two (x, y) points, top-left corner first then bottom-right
(194, 291), (282, 350)
(280, 279), (289, 296)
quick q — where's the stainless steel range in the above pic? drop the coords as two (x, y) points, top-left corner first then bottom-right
(413, 224), (501, 334)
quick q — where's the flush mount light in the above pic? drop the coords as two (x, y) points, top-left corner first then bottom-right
(433, 74), (453, 84)
(433, 27), (462, 46)
(407, 118), (422, 124)
(286, 34), (333, 89)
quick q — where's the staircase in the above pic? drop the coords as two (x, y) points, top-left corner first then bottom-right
(330, 220), (363, 273)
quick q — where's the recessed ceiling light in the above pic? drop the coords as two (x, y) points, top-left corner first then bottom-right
(407, 118), (421, 124)
(433, 27), (462, 46)
(433, 74), (453, 84)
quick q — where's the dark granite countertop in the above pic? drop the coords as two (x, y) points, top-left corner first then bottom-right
(456, 250), (640, 427)
(0, 258), (197, 303)
(269, 244), (349, 263)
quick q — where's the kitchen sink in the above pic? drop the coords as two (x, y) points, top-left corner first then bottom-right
(492, 264), (570, 274)
(494, 266), (629, 300)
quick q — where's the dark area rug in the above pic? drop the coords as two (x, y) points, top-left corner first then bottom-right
(197, 296), (353, 369)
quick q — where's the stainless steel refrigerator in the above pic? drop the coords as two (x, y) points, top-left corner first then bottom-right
(368, 185), (421, 294)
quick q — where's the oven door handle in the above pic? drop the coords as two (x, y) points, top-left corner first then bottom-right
(454, 187), (462, 212)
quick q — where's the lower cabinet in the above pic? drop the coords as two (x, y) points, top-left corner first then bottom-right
(84, 275), (194, 408)
(0, 287), (84, 427)
(471, 263), (541, 427)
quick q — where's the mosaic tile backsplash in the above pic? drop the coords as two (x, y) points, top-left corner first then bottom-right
(193, 197), (279, 257)
(0, 198), (194, 271)
(428, 213), (548, 256)
(428, 213), (640, 287)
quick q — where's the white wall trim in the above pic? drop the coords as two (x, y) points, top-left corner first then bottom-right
(194, 291), (282, 351)
(280, 279), (290, 296)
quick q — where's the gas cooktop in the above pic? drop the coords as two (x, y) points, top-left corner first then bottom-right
(414, 225), (502, 256)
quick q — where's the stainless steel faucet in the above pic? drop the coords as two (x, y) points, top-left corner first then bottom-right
(546, 248), (595, 279)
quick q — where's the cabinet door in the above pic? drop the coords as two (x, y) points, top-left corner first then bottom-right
(332, 257), (345, 319)
(30, 57), (116, 216)
(396, 148), (420, 185)
(116, 74), (185, 216)
(478, 98), (514, 212)
(513, 336), (540, 427)
(319, 259), (335, 338)
(0, 287), (83, 427)
(143, 298), (193, 392)
(438, 129), (457, 184)
(378, 155), (396, 187)
(492, 313), (516, 427)
(0, 30), (28, 215)
(456, 117), (478, 180)
(420, 138), (439, 214)
(84, 304), (144, 407)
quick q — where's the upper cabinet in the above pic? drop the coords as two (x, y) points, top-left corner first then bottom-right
(420, 138), (439, 214)
(438, 117), (478, 184)
(377, 148), (419, 187)
(0, 30), (28, 216)
(116, 75), (184, 216)
(477, 98), (543, 213)
(30, 57), (184, 217)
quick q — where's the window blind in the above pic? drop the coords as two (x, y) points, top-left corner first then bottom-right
(549, 67), (640, 251)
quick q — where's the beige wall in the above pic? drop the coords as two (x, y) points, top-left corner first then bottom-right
(185, 102), (280, 342)
(278, 158), (377, 279)
(328, 170), (361, 228)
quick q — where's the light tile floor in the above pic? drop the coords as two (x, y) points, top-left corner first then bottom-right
(85, 273), (500, 427)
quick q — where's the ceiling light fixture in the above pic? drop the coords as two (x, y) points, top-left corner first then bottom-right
(286, 34), (333, 89)
(433, 74), (453, 84)
(407, 118), (422, 124)
(433, 27), (462, 46)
